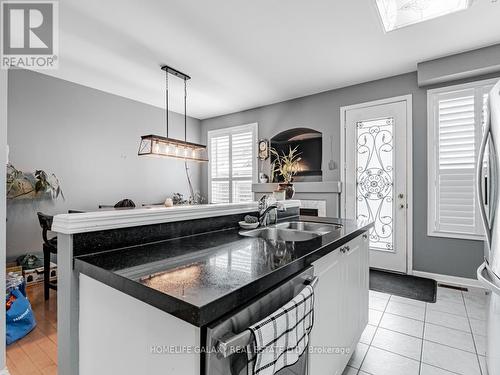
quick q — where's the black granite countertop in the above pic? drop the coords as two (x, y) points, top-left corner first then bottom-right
(74, 216), (372, 327)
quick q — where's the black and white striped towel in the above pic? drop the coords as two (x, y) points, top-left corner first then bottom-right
(246, 284), (315, 375)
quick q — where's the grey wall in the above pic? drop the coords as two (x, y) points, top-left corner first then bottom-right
(418, 43), (500, 86)
(7, 69), (202, 260)
(201, 71), (499, 279)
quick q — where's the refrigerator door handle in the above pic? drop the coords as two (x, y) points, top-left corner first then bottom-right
(477, 261), (500, 295)
(477, 113), (492, 248)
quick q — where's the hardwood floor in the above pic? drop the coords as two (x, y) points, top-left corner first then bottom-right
(6, 285), (57, 375)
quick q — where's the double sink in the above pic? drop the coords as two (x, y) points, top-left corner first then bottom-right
(239, 221), (342, 242)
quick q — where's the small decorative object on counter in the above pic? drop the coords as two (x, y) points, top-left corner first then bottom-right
(189, 192), (206, 205)
(164, 198), (173, 207)
(259, 173), (269, 183)
(244, 215), (258, 224)
(239, 215), (259, 230)
(114, 199), (136, 208)
(172, 193), (188, 205)
(270, 146), (301, 200)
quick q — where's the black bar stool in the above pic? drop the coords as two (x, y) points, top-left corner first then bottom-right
(36, 212), (57, 300)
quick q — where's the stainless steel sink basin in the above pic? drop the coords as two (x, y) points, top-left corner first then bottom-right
(239, 221), (342, 242)
(240, 227), (321, 242)
(275, 221), (341, 234)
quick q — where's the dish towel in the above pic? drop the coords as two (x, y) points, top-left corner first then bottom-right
(246, 284), (315, 375)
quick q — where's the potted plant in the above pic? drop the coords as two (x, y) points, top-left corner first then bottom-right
(270, 146), (301, 199)
(6, 164), (64, 200)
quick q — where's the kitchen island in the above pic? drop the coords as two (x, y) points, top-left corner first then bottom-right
(53, 201), (372, 375)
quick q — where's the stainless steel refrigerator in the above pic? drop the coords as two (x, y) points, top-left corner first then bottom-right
(477, 79), (500, 375)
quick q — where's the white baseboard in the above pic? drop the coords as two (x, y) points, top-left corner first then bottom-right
(412, 270), (482, 289)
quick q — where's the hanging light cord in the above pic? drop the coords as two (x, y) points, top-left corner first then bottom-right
(165, 69), (169, 138)
(184, 77), (187, 142)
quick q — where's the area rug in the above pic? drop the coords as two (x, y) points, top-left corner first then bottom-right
(369, 269), (437, 303)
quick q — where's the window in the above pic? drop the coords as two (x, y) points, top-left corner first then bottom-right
(427, 78), (497, 240)
(208, 123), (257, 203)
(375, 0), (470, 32)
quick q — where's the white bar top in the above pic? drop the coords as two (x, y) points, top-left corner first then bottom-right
(52, 200), (301, 235)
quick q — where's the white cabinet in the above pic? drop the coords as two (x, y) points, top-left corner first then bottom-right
(309, 232), (369, 375)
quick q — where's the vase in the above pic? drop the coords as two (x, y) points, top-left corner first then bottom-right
(278, 183), (295, 200)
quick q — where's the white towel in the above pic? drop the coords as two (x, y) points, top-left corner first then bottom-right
(246, 285), (315, 375)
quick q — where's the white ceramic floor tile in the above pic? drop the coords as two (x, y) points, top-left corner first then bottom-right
(437, 287), (464, 304)
(369, 309), (383, 326)
(369, 295), (389, 312)
(369, 290), (391, 301)
(348, 342), (369, 369)
(466, 302), (488, 321)
(390, 295), (426, 307)
(420, 363), (460, 375)
(360, 324), (377, 345)
(464, 292), (490, 307)
(470, 318), (487, 336)
(427, 299), (467, 317)
(371, 327), (422, 360)
(360, 346), (420, 375)
(424, 322), (475, 353)
(422, 340), (481, 375)
(466, 286), (488, 295)
(425, 309), (471, 332)
(479, 355), (488, 375)
(379, 313), (424, 338)
(385, 300), (425, 321)
(342, 365), (359, 375)
(473, 333), (486, 356)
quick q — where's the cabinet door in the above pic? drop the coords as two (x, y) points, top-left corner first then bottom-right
(309, 233), (370, 375)
(309, 248), (345, 375)
(343, 234), (369, 347)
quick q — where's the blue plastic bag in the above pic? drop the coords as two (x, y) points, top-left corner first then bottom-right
(6, 289), (36, 345)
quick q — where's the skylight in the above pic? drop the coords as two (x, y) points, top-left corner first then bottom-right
(375, 0), (471, 32)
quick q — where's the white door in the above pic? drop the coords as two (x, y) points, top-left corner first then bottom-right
(343, 98), (410, 273)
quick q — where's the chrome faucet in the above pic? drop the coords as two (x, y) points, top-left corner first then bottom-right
(258, 195), (285, 227)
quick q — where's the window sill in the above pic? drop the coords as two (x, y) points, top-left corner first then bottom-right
(427, 230), (485, 242)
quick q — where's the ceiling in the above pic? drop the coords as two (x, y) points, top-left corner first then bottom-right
(43, 0), (500, 119)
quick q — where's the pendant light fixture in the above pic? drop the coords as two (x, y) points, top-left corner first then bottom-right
(138, 65), (208, 162)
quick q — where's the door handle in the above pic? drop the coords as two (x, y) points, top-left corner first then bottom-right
(477, 262), (500, 295)
(484, 176), (488, 206)
(477, 113), (492, 248)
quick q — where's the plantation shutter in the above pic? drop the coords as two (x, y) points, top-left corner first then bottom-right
(231, 130), (254, 202)
(435, 89), (477, 235)
(208, 124), (256, 203)
(428, 82), (493, 240)
(210, 134), (230, 203)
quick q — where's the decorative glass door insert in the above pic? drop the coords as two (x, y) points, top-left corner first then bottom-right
(356, 117), (394, 252)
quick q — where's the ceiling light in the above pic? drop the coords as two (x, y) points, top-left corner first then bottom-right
(138, 66), (208, 162)
(375, 0), (472, 32)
